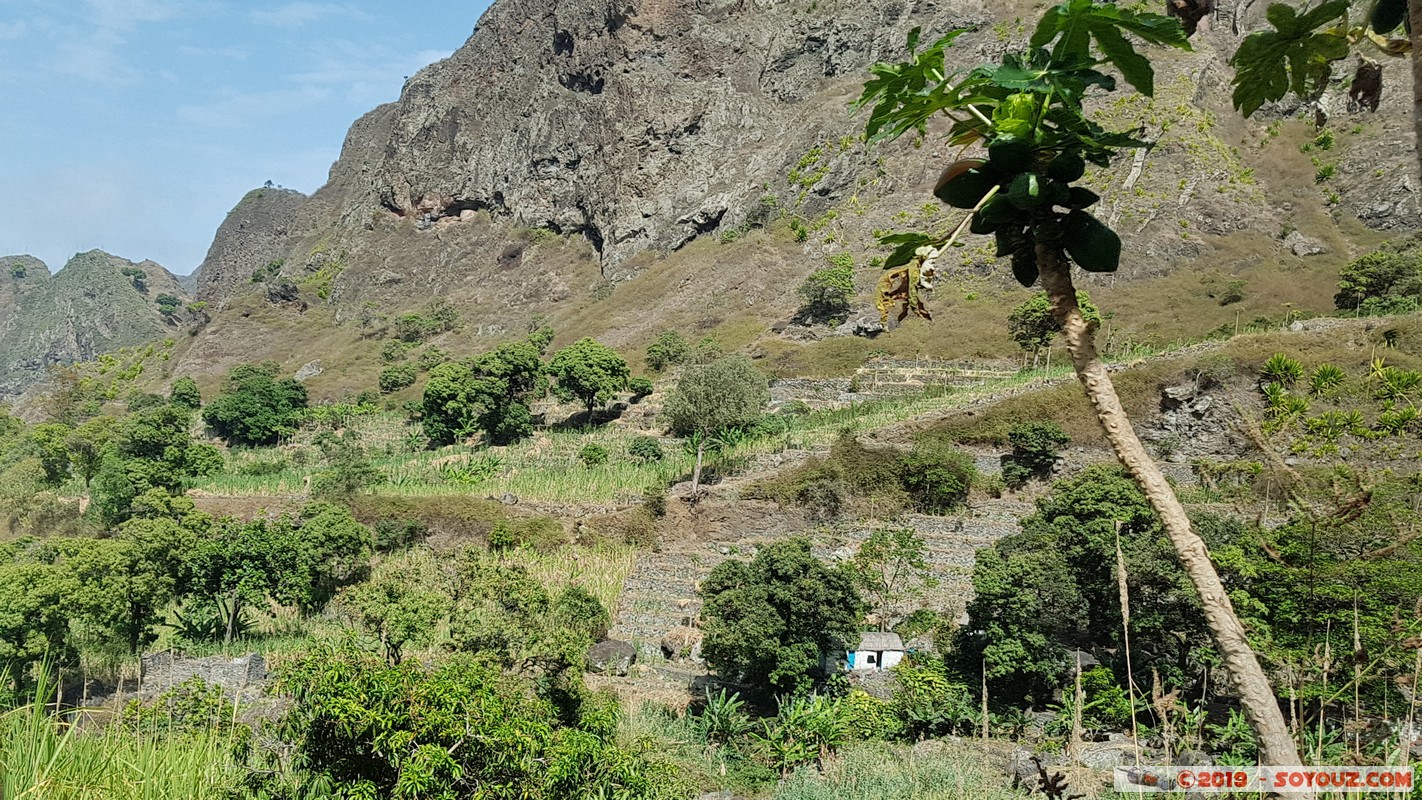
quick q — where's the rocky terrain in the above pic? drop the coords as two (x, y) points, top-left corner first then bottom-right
(0, 251), (188, 398)
(0, 0), (1415, 404)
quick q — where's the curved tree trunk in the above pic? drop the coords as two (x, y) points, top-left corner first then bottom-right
(1411, 0), (1422, 180)
(1035, 243), (1304, 771)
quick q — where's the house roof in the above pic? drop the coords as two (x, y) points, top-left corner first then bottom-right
(856, 632), (904, 652)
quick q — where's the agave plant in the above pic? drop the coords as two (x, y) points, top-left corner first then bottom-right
(1307, 363), (1347, 397)
(1261, 353), (1305, 387)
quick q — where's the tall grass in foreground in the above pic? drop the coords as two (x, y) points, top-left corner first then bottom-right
(774, 741), (1028, 800)
(0, 671), (241, 800)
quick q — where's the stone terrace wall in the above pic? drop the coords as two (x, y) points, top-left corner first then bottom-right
(853, 358), (1017, 397)
(139, 652), (268, 699)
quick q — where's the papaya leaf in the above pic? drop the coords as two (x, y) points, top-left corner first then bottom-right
(1030, 0), (1190, 95)
(1230, 1), (1350, 117)
(855, 27), (972, 142)
(880, 232), (939, 269)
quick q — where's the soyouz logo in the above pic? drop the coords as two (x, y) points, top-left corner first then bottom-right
(1114, 766), (1414, 793)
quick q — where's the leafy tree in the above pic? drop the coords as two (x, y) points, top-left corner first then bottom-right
(850, 528), (939, 633)
(1334, 234), (1422, 315)
(202, 362), (308, 446)
(26, 422), (72, 487)
(189, 504), (371, 642)
(645, 331), (690, 372)
(59, 515), (197, 654)
(700, 538), (865, 695)
(169, 376), (202, 409)
(797, 262), (856, 322)
(378, 362), (418, 393)
(91, 404), (221, 526)
(422, 338), (546, 446)
(275, 640), (685, 799)
(857, 3), (1299, 763)
(311, 431), (384, 497)
(956, 467), (1208, 704)
(1007, 291), (1100, 356)
(1001, 420), (1070, 486)
(339, 551), (450, 663)
(663, 354), (769, 496)
(0, 562), (77, 690)
(155, 293), (182, 318)
(898, 438), (976, 513)
(548, 338), (629, 421)
(65, 415), (117, 489)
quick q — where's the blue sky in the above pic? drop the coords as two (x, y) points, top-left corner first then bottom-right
(0, 1), (492, 275)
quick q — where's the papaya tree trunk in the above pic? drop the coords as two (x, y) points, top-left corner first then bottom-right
(1411, 0), (1422, 181)
(1035, 244), (1303, 770)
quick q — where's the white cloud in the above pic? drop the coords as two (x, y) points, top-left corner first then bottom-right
(178, 44), (250, 60)
(84, 0), (181, 31)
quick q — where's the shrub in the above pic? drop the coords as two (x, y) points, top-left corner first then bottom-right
(627, 376), (655, 398)
(578, 443), (609, 467)
(202, 362), (308, 446)
(899, 439), (976, 513)
(1335, 234), (1422, 315)
(417, 346), (449, 371)
(237, 458), (287, 476)
(641, 482), (668, 518)
(169, 376), (201, 409)
(797, 262), (855, 322)
(380, 340), (408, 363)
(646, 331), (690, 371)
(373, 519), (430, 552)
(628, 436), (664, 463)
(1001, 421), (1069, 487)
(378, 362), (418, 393)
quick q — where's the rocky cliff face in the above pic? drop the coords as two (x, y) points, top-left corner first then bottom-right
(0, 251), (188, 397)
(194, 0), (1416, 298)
(194, 187), (310, 302)
(51, 0), (1422, 397)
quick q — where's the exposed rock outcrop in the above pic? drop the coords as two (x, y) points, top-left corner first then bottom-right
(0, 250), (188, 398)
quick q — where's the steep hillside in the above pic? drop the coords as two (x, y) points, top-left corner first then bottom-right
(0, 250), (189, 398)
(23, 0), (1422, 402)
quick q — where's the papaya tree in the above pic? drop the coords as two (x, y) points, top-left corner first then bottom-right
(1228, 0), (1418, 180)
(855, 2), (1303, 768)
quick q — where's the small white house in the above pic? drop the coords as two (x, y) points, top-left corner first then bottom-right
(845, 632), (906, 671)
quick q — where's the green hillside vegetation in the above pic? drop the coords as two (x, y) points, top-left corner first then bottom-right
(2, 0), (1420, 795)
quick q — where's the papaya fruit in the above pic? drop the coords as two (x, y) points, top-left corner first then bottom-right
(1061, 210), (1121, 273)
(994, 226), (1030, 258)
(1047, 151), (1086, 183)
(1011, 249), (1039, 287)
(1043, 179), (1071, 209)
(987, 135), (1033, 173)
(1065, 186), (1100, 209)
(1033, 218), (1065, 247)
(1006, 172), (1045, 210)
(934, 159), (997, 209)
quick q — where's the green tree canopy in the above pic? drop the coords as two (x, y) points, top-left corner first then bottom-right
(1007, 291), (1100, 354)
(797, 262), (856, 322)
(1334, 233), (1422, 315)
(700, 538), (866, 695)
(339, 550), (451, 664)
(421, 338), (547, 446)
(662, 354), (769, 439)
(202, 362), (308, 446)
(548, 338), (629, 420)
(645, 331), (690, 372)
(169, 376), (202, 410)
